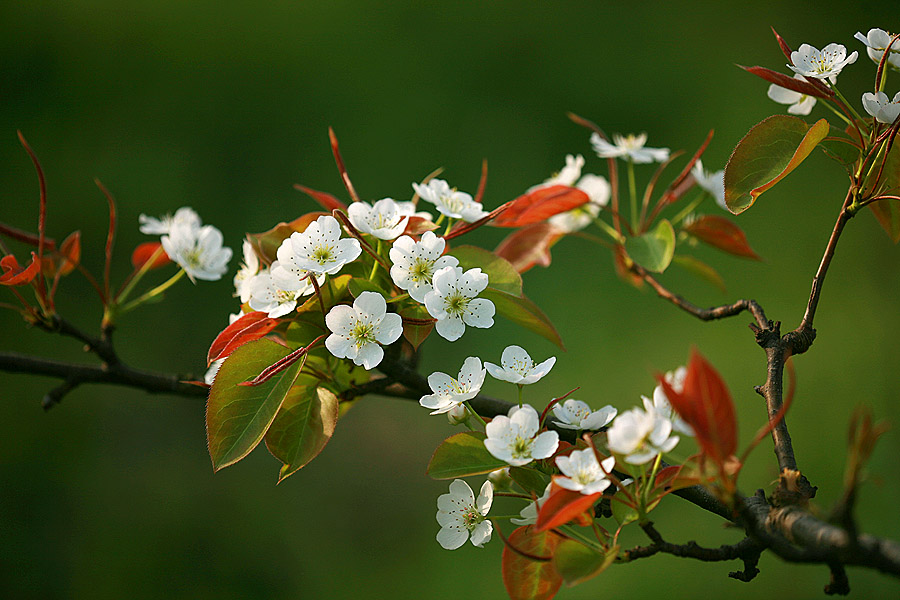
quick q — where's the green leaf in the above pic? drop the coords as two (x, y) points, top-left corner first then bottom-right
(501, 526), (564, 600)
(207, 339), (305, 471)
(347, 277), (384, 298)
(819, 128), (862, 168)
(624, 219), (675, 273)
(265, 378), (339, 483)
(552, 541), (618, 586)
(724, 115), (829, 214)
(610, 495), (639, 526)
(451, 244), (524, 296)
(672, 255), (726, 293)
(426, 432), (508, 479)
(399, 303), (435, 350)
(509, 467), (551, 496)
(482, 287), (564, 350)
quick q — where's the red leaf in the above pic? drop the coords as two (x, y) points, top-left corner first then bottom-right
(57, 231), (81, 276)
(738, 66), (833, 99)
(131, 241), (172, 270)
(239, 335), (324, 386)
(402, 216), (439, 236)
(535, 483), (601, 532)
(492, 185), (591, 228)
(0, 252), (41, 286)
(682, 215), (761, 260)
(502, 526), (563, 600)
(293, 184), (347, 212)
(495, 223), (565, 273)
(659, 349), (737, 466)
(771, 27), (794, 62)
(207, 311), (281, 365)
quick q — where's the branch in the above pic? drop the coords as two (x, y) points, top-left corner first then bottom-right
(37, 315), (120, 366)
(0, 351), (206, 408)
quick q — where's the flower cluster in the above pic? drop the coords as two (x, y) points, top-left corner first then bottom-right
(140, 207), (232, 281)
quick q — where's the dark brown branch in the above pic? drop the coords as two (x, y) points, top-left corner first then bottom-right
(623, 522), (763, 582)
(0, 351), (207, 408)
(37, 315), (120, 366)
(629, 263), (770, 329)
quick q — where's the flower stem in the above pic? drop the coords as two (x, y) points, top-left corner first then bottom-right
(368, 239), (382, 281)
(821, 99), (852, 126)
(827, 81), (866, 123)
(118, 268), (186, 314)
(593, 217), (625, 243)
(670, 193), (705, 226)
(517, 384), (524, 408)
(627, 159), (638, 231)
(464, 401), (488, 429)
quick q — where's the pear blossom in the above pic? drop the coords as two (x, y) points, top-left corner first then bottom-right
(555, 449), (616, 495)
(271, 238), (325, 294)
(510, 484), (552, 526)
(139, 206), (201, 235)
(487, 467), (514, 491)
(282, 215), (361, 276)
(547, 174), (612, 233)
(412, 179), (488, 222)
(644, 366), (694, 436)
(485, 345), (555, 385)
(419, 357), (486, 415)
(529, 154), (585, 190)
(446, 403), (470, 425)
(691, 159), (727, 210)
(161, 223), (232, 282)
(347, 198), (410, 240)
(590, 132), (670, 164)
(389, 231), (459, 302)
(606, 406), (680, 465)
(552, 399), (617, 431)
(862, 91), (900, 124)
(423, 266), (495, 341)
(436, 479), (493, 550)
(484, 404), (559, 467)
(766, 74), (817, 116)
(396, 200), (434, 222)
(855, 28), (900, 71)
(324, 291), (402, 370)
(233, 240), (260, 302)
(788, 43), (857, 82)
(247, 270), (302, 318)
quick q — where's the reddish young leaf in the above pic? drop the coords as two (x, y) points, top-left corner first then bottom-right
(444, 200), (513, 240)
(293, 184), (347, 212)
(402, 216), (439, 236)
(502, 526), (563, 600)
(131, 241), (172, 270)
(659, 349), (737, 467)
(534, 483), (601, 532)
(328, 127), (361, 204)
(57, 231), (81, 276)
(207, 311), (281, 365)
(682, 215), (761, 260)
(495, 223), (565, 273)
(771, 27), (794, 62)
(738, 66), (833, 99)
(492, 185), (591, 228)
(0, 252), (41, 286)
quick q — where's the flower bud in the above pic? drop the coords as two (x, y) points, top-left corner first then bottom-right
(447, 403), (470, 426)
(487, 467), (513, 491)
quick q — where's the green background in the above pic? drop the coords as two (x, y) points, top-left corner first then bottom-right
(2, 2), (898, 598)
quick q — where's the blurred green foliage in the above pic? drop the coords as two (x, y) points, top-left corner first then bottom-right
(1, 2), (898, 598)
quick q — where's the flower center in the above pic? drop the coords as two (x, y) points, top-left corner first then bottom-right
(312, 245), (335, 264)
(445, 291), (470, 315)
(182, 247), (203, 268)
(462, 508), (483, 531)
(351, 322), (376, 347)
(510, 436), (533, 459)
(409, 258), (433, 282)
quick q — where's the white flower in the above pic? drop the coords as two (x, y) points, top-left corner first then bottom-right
(530, 154), (585, 190)
(691, 159), (727, 210)
(423, 266), (495, 341)
(247, 270), (301, 318)
(510, 484), (552, 526)
(590, 132), (670, 164)
(412, 179), (488, 222)
(552, 399), (617, 431)
(395, 200), (434, 222)
(419, 357), (486, 415)
(788, 43), (857, 82)
(447, 403), (470, 425)
(233, 240), (260, 302)
(347, 198), (410, 240)
(389, 231), (459, 303)
(855, 28), (900, 71)
(485, 345), (555, 385)
(161, 223), (232, 282)
(204, 358), (224, 385)
(766, 74), (818, 116)
(606, 406), (680, 465)
(283, 215), (362, 276)
(139, 206), (201, 236)
(484, 404), (559, 467)
(271, 238), (324, 294)
(436, 479), (493, 550)
(324, 291), (402, 370)
(555, 449), (616, 496)
(546, 174), (611, 233)
(862, 91), (900, 124)
(644, 366), (694, 436)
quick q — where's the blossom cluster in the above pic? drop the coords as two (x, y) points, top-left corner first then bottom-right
(139, 206), (232, 281)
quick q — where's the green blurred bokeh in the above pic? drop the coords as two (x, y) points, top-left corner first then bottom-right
(2, 2), (899, 598)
